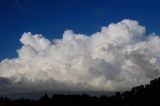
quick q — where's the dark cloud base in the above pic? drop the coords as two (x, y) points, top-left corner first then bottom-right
(0, 77), (160, 106)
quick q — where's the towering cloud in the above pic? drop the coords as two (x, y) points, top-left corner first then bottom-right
(0, 19), (160, 95)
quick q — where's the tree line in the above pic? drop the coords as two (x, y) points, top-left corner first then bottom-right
(0, 77), (160, 106)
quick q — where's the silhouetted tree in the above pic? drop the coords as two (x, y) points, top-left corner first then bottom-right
(1, 77), (160, 106)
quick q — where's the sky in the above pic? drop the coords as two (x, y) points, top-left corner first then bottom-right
(1, 0), (160, 98)
(0, 0), (160, 60)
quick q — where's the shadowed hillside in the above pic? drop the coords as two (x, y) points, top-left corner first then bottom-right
(0, 77), (160, 106)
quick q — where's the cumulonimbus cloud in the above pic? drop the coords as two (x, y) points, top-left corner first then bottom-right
(0, 19), (160, 95)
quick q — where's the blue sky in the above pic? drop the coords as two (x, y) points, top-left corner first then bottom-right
(0, 0), (160, 60)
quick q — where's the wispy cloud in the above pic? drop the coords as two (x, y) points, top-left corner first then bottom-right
(14, 0), (31, 10)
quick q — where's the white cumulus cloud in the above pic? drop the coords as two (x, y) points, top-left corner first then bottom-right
(0, 19), (160, 95)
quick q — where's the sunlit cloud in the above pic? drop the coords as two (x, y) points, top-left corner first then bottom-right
(0, 19), (160, 95)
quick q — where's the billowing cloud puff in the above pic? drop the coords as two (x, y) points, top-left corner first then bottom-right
(0, 19), (160, 96)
